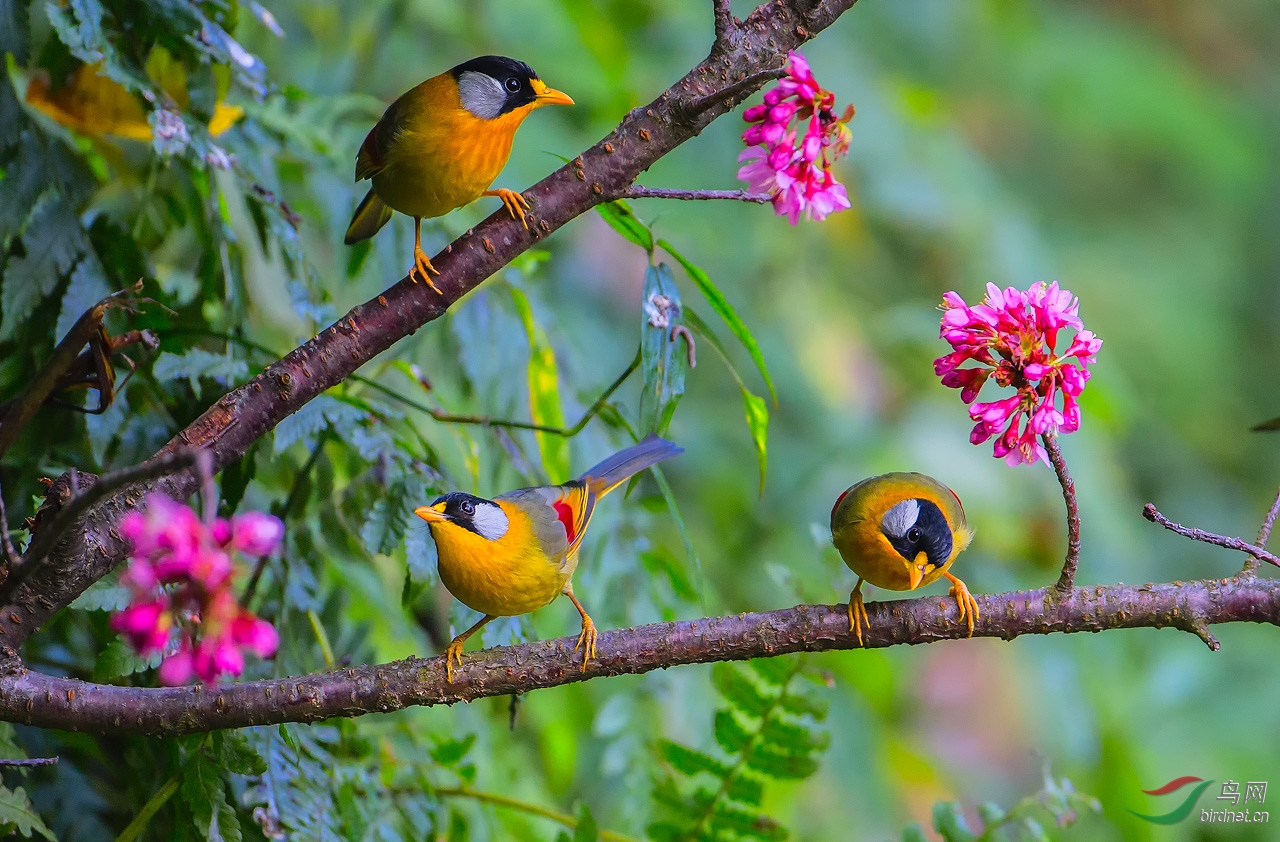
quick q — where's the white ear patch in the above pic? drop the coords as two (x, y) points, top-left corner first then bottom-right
(457, 71), (507, 120)
(880, 499), (920, 538)
(472, 501), (510, 541)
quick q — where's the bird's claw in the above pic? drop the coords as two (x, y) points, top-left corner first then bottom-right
(491, 188), (531, 230)
(847, 585), (869, 647)
(947, 578), (980, 638)
(410, 247), (442, 293)
(444, 637), (466, 683)
(574, 617), (598, 671)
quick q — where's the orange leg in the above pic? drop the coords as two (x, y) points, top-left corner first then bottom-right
(444, 614), (494, 683)
(483, 188), (531, 230)
(562, 584), (597, 671)
(944, 571), (980, 637)
(847, 578), (870, 647)
(410, 216), (442, 293)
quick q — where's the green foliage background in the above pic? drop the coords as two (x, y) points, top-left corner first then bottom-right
(1, 0), (1279, 839)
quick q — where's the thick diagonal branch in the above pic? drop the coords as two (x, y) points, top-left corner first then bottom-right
(0, 0), (861, 648)
(0, 576), (1274, 737)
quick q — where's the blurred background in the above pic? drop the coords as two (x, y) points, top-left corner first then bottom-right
(2, 0), (1279, 839)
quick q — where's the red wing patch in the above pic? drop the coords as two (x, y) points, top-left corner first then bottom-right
(948, 487), (965, 515)
(831, 487), (851, 519)
(552, 500), (577, 546)
(355, 125), (384, 180)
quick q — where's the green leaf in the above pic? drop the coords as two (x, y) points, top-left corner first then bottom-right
(723, 773), (764, 807)
(597, 200), (652, 253)
(273, 395), (362, 455)
(743, 745), (819, 780)
(214, 732), (267, 777)
(430, 734), (476, 767)
(685, 308), (770, 494)
(0, 723), (22, 761)
(572, 804), (599, 842)
(759, 716), (830, 754)
(748, 657), (796, 688)
(0, 786), (55, 840)
(152, 349), (249, 398)
(181, 751), (243, 842)
(639, 263), (687, 435)
(902, 824), (930, 842)
(932, 801), (977, 842)
(510, 285), (569, 480)
(403, 480), (440, 607)
(659, 238), (775, 404)
(53, 256), (111, 343)
(70, 568), (129, 612)
(0, 0), (30, 64)
(93, 638), (161, 681)
(649, 465), (703, 604)
(658, 741), (732, 779)
(638, 546), (698, 602)
(1, 197), (84, 340)
(713, 710), (752, 754)
(712, 664), (772, 718)
(361, 481), (410, 557)
(777, 690), (828, 721)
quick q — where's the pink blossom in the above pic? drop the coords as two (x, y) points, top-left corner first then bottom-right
(934, 282), (1101, 465)
(112, 494), (282, 685)
(738, 51), (854, 224)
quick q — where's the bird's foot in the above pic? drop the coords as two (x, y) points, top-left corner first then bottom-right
(444, 636), (467, 683)
(486, 188), (531, 230)
(410, 247), (442, 293)
(946, 575), (980, 637)
(573, 616), (598, 671)
(847, 585), (869, 647)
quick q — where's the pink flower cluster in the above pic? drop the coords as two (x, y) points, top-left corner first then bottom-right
(112, 494), (283, 685)
(738, 51), (854, 224)
(934, 282), (1102, 466)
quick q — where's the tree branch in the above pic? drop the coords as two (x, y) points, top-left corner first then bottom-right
(621, 187), (771, 203)
(1244, 485), (1280, 576)
(1045, 434), (1082, 594)
(0, 576), (1274, 737)
(712, 0), (735, 48)
(1143, 504), (1280, 569)
(0, 0), (863, 647)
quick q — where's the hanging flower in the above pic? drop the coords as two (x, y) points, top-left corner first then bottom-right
(737, 51), (855, 224)
(934, 282), (1102, 466)
(112, 493), (282, 685)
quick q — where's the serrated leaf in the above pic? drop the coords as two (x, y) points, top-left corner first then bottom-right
(932, 801), (976, 842)
(181, 751), (243, 842)
(712, 664), (771, 718)
(0, 786), (55, 840)
(480, 614), (528, 648)
(777, 690), (828, 721)
(0, 723), (21, 761)
(723, 773), (764, 807)
(273, 394), (363, 455)
(748, 657), (795, 688)
(152, 349), (248, 398)
(713, 710), (752, 755)
(70, 568), (130, 611)
(743, 745), (819, 780)
(361, 482), (410, 557)
(54, 254), (111, 342)
(215, 732), (267, 777)
(509, 285), (568, 480)
(639, 263), (687, 435)
(709, 803), (785, 841)
(2, 197), (84, 340)
(597, 200), (652, 253)
(658, 741), (731, 779)
(403, 513), (439, 607)
(94, 637), (161, 681)
(759, 716), (830, 754)
(659, 238), (775, 403)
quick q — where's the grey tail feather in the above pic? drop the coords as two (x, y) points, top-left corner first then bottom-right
(581, 434), (683, 498)
(344, 189), (393, 245)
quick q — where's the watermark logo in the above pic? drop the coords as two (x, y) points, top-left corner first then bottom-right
(1130, 777), (1269, 825)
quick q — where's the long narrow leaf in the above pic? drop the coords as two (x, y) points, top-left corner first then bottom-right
(510, 285), (570, 481)
(597, 200), (653, 253)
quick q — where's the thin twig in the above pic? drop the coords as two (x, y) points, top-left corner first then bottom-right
(621, 187), (770, 203)
(685, 68), (787, 115)
(1143, 504), (1280, 569)
(0, 451), (199, 603)
(1044, 434), (1081, 594)
(0, 757), (58, 767)
(1244, 485), (1280, 576)
(435, 788), (643, 842)
(712, 0), (735, 47)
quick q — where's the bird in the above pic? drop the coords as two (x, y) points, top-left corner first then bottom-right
(829, 472), (978, 646)
(343, 55), (574, 293)
(413, 434), (683, 681)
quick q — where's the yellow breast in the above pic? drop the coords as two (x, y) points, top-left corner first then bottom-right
(373, 81), (528, 220)
(430, 502), (568, 617)
(833, 523), (954, 591)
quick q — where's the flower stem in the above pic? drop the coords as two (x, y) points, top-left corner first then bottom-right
(433, 787), (642, 842)
(1044, 434), (1081, 594)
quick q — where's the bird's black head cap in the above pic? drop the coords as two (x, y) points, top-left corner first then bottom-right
(881, 497), (953, 569)
(450, 55), (540, 116)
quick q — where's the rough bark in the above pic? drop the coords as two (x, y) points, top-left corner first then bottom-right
(0, 577), (1274, 737)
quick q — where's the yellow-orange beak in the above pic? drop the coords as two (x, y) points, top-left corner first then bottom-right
(907, 553), (927, 590)
(532, 79), (574, 107)
(414, 503), (448, 523)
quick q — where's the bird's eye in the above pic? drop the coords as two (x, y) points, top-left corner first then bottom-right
(461, 500), (475, 516)
(505, 78), (521, 93)
(907, 527), (922, 543)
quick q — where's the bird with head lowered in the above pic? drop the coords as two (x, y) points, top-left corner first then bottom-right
(414, 434), (682, 681)
(830, 472), (979, 645)
(344, 55), (574, 292)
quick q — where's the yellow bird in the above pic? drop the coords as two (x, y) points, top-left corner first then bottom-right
(414, 435), (682, 681)
(344, 55), (573, 292)
(830, 472), (978, 645)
